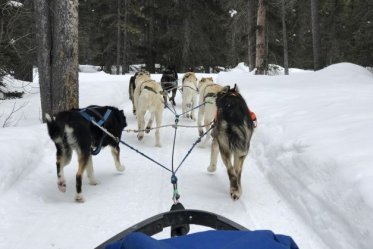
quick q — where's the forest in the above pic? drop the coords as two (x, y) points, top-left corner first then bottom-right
(0, 0), (372, 80)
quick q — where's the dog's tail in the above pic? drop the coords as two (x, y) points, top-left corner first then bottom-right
(45, 113), (63, 142)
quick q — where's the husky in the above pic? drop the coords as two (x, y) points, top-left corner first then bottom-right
(129, 71), (150, 115)
(208, 84), (255, 200)
(133, 73), (164, 147)
(181, 72), (198, 120)
(45, 105), (127, 202)
(161, 67), (178, 106)
(197, 77), (223, 146)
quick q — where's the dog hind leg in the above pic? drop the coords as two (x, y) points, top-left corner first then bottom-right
(146, 113), (154, 133)
(55, 143), (72, 193)
(86, 156), (100, 185)
(154, 109), (162, 147)
(197, 105), (205, 137)
(111, 145), (125, 172)
(171, 89), (176, 106)
(220, 150), (240, 201)
(233, 154), (246, 200)
(75, 152), (89, 203)
(137, 110), (146, 141)
(207, 138), (219, 172)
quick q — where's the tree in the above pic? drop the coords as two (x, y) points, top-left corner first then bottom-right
(310, 0), (321, 70)
(247, 0), (256, 71)
(281, 0), (288, 74)
(121, 0), (129, 74)
(34, 0), (79, 121)
(116, 0), (121, 74)
(255, 0), (266, 74)
(0, 0), (34, 82)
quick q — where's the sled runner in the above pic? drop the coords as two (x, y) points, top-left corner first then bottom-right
(95, 208), (299, 249)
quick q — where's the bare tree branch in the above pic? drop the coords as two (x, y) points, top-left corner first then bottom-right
(2, 101), (28, 128)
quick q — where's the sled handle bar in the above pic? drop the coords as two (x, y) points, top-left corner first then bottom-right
(95, 209), (248, 249)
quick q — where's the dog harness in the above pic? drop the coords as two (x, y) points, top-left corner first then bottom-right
(79, 107), (113, 155)
(80, 107), (112, 126)
(213, 90), (257, 128)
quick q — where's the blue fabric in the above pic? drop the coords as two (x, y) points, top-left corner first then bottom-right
(79, 108), (112, 126)
(105, 230), (299, 249)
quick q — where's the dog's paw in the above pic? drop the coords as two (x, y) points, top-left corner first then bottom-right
(207, 165), (216, 173)
(116, 164), (125, 172)
(145, 127), (151, 133)
(137, 134), (144, 141)
(155, 143), (162, 148)
(58, 182), (66, 193)
(89, 178), (100, 185)
(230, 188), (241, 201)
(75, 194), (85, 203)
(198, 130), (204, 137)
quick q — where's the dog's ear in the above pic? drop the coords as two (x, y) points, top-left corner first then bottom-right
(221, 85), (230, 94)
(233, 84), (239, 93)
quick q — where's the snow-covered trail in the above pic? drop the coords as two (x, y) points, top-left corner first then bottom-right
(0, 72), (330, 249)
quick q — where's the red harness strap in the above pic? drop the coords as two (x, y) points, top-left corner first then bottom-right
(250, 111), (257, 128)
(214, 109), (257, 128)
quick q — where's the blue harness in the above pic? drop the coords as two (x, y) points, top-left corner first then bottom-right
(79, 107), (113, 155)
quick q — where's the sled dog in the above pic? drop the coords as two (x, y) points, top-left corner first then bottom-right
(181, 72), (198, 120)
(133, 74), (164, 147)
(208, 84), (255, 200)
(161, 67), (178, 106)
(197, 77), (223, 146)
(45, 105), (127, 202)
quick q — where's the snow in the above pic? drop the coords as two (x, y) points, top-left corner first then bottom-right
(6, 1), (23, 7)
(0, 63), (372, 249)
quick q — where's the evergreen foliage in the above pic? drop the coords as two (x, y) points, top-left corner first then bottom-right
(0, 0), (372, 77)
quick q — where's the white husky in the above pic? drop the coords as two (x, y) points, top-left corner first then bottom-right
(133, 72), (164, 147)
(197, 77), (223, 147)
(181, 72), (198, 120)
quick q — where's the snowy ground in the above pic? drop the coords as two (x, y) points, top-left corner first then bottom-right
(0, 63), (372, 249)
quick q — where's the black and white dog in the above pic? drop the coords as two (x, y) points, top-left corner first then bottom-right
(45, 105), (127, 202)
(161, 67), (178, 106)
(208, 85), (255, 200)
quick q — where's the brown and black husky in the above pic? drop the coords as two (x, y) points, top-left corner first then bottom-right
(208, 84), (255, 200)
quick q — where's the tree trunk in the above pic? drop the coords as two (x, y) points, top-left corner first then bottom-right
(116, 0), (121, 75)
(122, 0), (129, 74)
(34, 0), (52, 121)
(255, 0), (266, 75)
(34, 0), (79, 121)
(281, 0), (289, 75)
(311, 0), (321, 70)
(230, 17), (237, 67)
(247, 0), (255, 71)
(0, 13), (4, 43)
(182, 20), (190, 72)
(181, 1), (191, 72)
(145, 0), (155, 73)
(52, 0), (79, 112)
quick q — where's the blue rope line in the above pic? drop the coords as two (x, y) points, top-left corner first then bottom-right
(177, 102), (206, 118)
(171, 116), (180, 173)
(175, 125), (214, 174)
(118, 139), (172, 173)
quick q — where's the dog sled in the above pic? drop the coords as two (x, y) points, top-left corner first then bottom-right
(95, 205), (299, 249)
